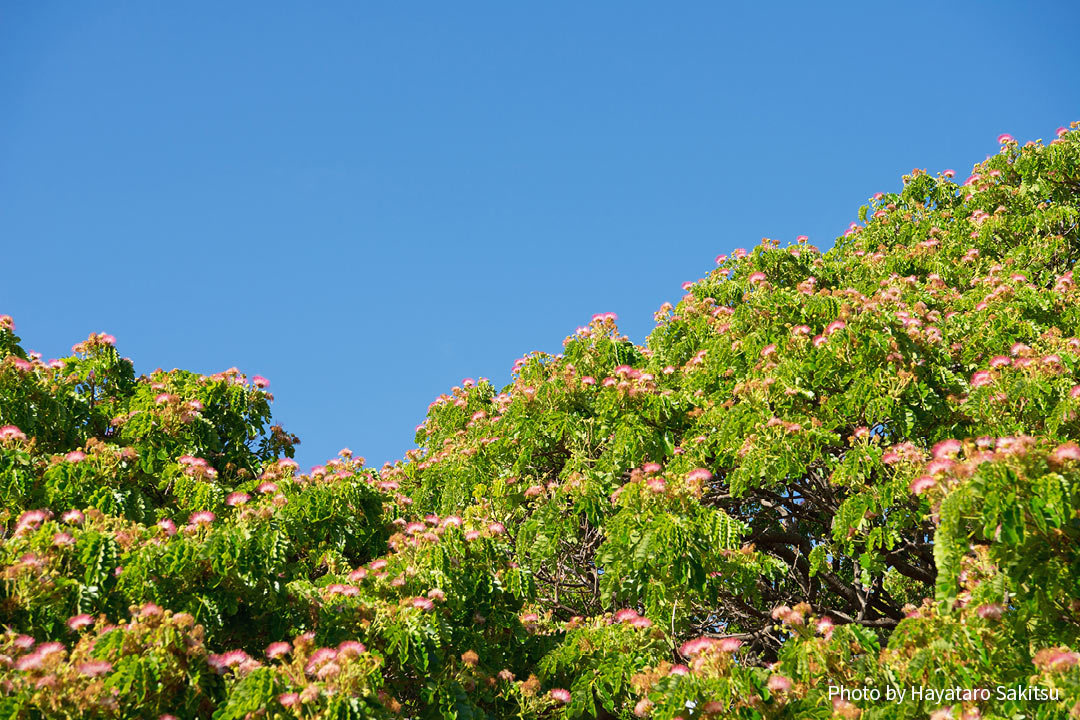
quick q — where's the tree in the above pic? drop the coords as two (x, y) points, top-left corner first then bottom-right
(2, 123), (1079, 719)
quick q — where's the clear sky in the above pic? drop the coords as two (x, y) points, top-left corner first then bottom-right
(3, 2), (1078, 471)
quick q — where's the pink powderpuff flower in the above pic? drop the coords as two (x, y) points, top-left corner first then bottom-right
(998, 133), (1015, 144)
(791, 325), (811, 336)
(943, 169), (956, 178)
(62, 509), (84, 524)
(154, 393), (174, 405)
(266, 642), (291, 659)
(1034, 648), (1080, 672)
(53, 532), (75, 547)
(687, 468), (712, 482)
(305, 647), (337, 675)
(225, 492), (250, 507)
(932, 439), (962, 460)
(549, 688), (571, 704)
(0, 424), (27, 441)
(634, 699), (654, 717)
(157, 518), (177, 536)
(78, 660), (113, 677)
(643, 462), (662, 473)
(65, 451), (87, 463)
(189, 511), (216, 525)
(718, 637), (742, 652)
(970, 371), (994, 388)
(464, 530), (481, 541)
(645, 477), (667, 493)
(977, 604), (1004, 620)
(910, 476), (936, 495)
(1051, 443), (1080, 464)
(825, 320), (846, 336)
(524, 485), (544, 498)
(679, 637), (717, 657)
(257, 481), (278, 494)
(614, 608), (640, 623)
(715, 254), (728, 264)
(488, 522), (506, 535)
(767, 675), (793, 692)
(279, 692), (300, 707)
(67, 614), (94, 631)
(581, 376), (596, 386)
(989, 355), (1012, 368)
(669, 664), (690, 676)
(441, 515), (462, 528)
(252, 375), (270, 388)
(760, 343), (777, 357)
(337, 640), (366, 657)
(816, 616), (835, 638)
(411, 597), (435, 611)
(748, 271), (767, 284)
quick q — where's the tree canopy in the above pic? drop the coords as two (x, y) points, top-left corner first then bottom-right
(2, 123), (1080, 719)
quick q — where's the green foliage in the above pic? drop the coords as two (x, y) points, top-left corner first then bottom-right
(3, 125), (1080, 718)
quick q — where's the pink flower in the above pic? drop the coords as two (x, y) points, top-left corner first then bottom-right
(279, 693), (300, 707)
(977, 604), (1004, 620)
(760, 343), (777, 357)
(252, 375), (270, 388)
(989, 355), (1012, 368)
(337, 640), (366, 657)
(189, 511), (216, 525)
(997, 133), (1015, 144)
(65, 451), (87, 463)
(154, 393), (173, 404)
(943, 169), (955, 178)
(67, 614), (94, 631)
(488, 521), (506, 535)
(748, 271), (767, 284)
(266, 642), (291, 659)
(464, 530), (481, 541)
(825, 320), (846, 336)
(52, 532), (75, 547)
(910, 476), (936, 495)
(767, 675), (793, 692)
(411, 596), (435, 611)
(225, 492), (250, 507)
(928, 436), (963, 459)
(257, 481), (278, 494)
(549, 688), (571, 704)
(62, 509), (84, 524)
(679, 637), (717, 657)
(646, 477), (666, 493)
(1051, 442), (1080, 464)
(139, 602), (163, 617)
(669, 663), (690, 676)
(718, 637), (742, 652)
(78, 660), (113, 677)
(686, 468), (713, 482)
(970, 370), (994, 388)
(157, 518), (177, 536)
(0, 424), (27, 442)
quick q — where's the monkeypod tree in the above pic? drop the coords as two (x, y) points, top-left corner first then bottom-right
(2, 123), (1080, 719)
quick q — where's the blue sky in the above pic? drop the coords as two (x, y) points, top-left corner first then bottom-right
(2, 2), (1078, 471)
